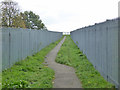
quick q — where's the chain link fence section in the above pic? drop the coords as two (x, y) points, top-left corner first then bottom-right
(2, 27), (62, 70)
(70, 19), (119, 88)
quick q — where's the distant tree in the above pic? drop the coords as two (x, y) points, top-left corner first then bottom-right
(0, 0), (26, 28)
(12, 14), (26, 28)
(41, 23), (45, 29)
(1, 0), (19, 27)
(21, 11), (46, 30)
(0, 0), (46, 29)
(0, 9), (2, 27)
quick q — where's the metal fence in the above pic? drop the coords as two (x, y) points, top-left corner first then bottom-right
(0, 28), (2, 72)
(70, 19), (119, 88)
(1, 27), (62, 71)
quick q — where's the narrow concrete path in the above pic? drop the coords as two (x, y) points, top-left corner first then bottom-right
(45, 36), (82, 88)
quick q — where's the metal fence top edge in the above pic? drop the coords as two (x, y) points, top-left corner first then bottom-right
(1, 27), (63, 33)
(70, 18), (119, 33)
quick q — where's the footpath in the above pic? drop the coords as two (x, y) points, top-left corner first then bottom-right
(45, 36), (82, 88)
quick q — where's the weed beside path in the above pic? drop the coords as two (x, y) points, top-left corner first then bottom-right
(56, 36), (114, 88)
(2, 37), (63, 88)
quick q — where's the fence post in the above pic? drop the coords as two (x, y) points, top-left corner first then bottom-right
(118, 2), (120, 89)
(9, 30), (11, 68)
(118, 18), (120, 89)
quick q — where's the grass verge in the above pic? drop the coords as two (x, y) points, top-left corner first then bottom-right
(2, 37), (63, 88)
(55, 36), (114, 88)
(0, 73), (2, 89)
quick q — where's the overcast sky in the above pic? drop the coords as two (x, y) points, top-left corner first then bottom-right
(12, 0), (119, 32)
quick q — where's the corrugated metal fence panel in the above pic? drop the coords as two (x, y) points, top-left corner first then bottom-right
(2, 28), (9, 69)
(70, 19), (119, 88)
(2, 27), (62, 70)
(118, 18), (120, 89)
(0, 28), (2, 72)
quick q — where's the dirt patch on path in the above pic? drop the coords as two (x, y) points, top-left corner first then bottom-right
(45, 36), (82, 88)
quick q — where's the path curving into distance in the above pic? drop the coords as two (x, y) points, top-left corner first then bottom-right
(45, 36), (82, 88)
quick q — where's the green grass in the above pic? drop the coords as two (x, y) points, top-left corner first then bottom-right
(56, 36), (115, 88)
(2, 37), (63, 89)
(0, 73), (2, 89)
